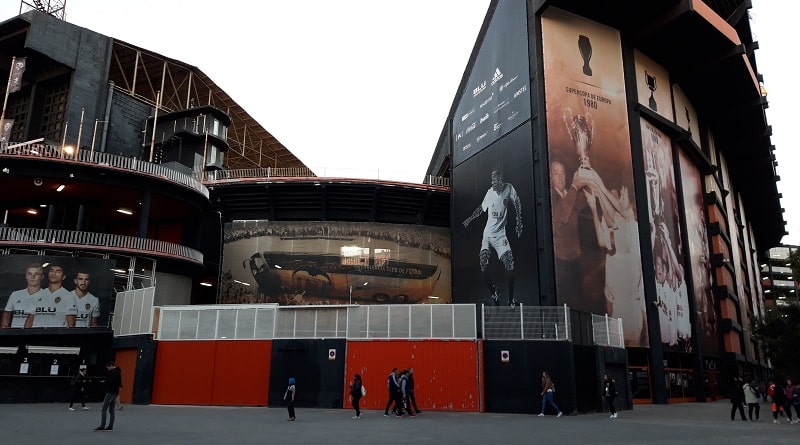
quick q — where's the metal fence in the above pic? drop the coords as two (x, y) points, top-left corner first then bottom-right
(154, 304), (476, 340)
(591, 313), (625, 348)
(0, 227), (204, 264)
(481, 304), (571, 341)
(345, 304), (476, 339)
(112, 287), (156, 336)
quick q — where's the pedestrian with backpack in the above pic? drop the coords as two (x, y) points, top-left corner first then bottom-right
(349, 374), (364, 419)
(743, 380), (761, 421)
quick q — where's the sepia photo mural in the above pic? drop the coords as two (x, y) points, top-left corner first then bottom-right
(678, 150), (718, 354)
(542, 8), (647, 347)
(642, 119), (692, 352)
(220, 221), (451, 305)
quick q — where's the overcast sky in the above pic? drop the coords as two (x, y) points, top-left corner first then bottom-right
(2, 1), (797, 245)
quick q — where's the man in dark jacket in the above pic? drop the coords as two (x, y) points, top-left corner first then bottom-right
(730, 377), (746, 421)
(384, 368), (402, 417)
(95, 361), (122, 431)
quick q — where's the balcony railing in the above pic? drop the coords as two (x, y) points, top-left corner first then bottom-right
(1, 139), (209, 198)
(0, 227), (204, 264)
(199, 168), (451, 188)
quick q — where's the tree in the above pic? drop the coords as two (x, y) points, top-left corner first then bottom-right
(752, 301), (800, 376)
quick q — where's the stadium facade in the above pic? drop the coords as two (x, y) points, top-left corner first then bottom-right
(0, 0), (785, 411)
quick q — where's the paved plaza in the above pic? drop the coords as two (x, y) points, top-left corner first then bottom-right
(1, 399), (799, 444)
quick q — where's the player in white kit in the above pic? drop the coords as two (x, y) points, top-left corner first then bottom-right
(462, 166), (523, 307)
(26, 264), (77, 328)
(72, 272), (100, 327)
(2, 263), (45, 328)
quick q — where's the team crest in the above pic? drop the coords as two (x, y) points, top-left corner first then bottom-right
(85, 303), (91, 310)
(55, 297), (61, 303)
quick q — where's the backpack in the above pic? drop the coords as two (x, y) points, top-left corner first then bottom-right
(361, 383), (367, 397)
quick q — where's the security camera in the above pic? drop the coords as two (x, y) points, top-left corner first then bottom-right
(33, 178), (43, 186)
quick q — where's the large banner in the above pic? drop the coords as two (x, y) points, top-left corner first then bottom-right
(0, 255), (115, 330)
(451, 0), (531, 166)
(542, 8), (647, 347)
(452, 122), (536, 307)
(642, 119), (692, 352)
(679, 151), (717, 354)
(221, 221), (451, 305)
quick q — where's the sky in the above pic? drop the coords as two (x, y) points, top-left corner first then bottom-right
(1, 0), (797, 245)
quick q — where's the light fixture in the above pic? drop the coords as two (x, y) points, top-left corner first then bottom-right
(39, 204), (46, 208)
(233, 280), (251, 286)
(116, 208), (133, 215)
(274, 265), (282, 269)
(63, 145), (75, 155)
(56, 184), (65, 192)
(427, 296), (440, 299)
(111, 268), (126, 274)
(200, 282), (212, 287)
(26, 209), (38, 215)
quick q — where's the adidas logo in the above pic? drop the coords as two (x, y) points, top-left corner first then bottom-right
(491, 67), (503, 85)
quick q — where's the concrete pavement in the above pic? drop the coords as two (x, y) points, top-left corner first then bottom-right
(1, 399), (798, 444)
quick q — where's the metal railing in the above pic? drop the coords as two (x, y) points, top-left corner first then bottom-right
(200, 167), (316, 181)
(482, 304), (571, 341)
(1, 139), (209, 198)
(198, 167), (451, 188)
(154, 304), (476, 340)
(0, 227), (204, 264)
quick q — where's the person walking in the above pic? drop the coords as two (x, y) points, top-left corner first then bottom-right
(539, 371), (562, 417)
(785, 379), (800, 421)
(284, 377), (296, 421)
(743, 380), (761, 421)
(349, 374), (364, 419)
(771, 380), (792, 424)
(94, 361), (122, 431)
(399, 369), (413, 417)
(602, 374), (618, 419)
(68, 368), (89, 411)
(406, 368), (421, 415)
(730, 377), (747, 421)
(384, 368), (402, 417)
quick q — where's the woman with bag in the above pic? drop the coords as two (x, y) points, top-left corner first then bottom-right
(349, 374), (364, 419)
(539, 371), (563, 417)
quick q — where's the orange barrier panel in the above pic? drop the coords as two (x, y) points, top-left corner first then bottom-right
(152, 341), (216, 405)
(114, 348), (137, 404)
(345, 340), (480, 412)
(211, 341), (272, 406)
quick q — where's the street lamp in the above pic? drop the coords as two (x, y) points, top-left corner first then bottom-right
(349, 281), (368, 305)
